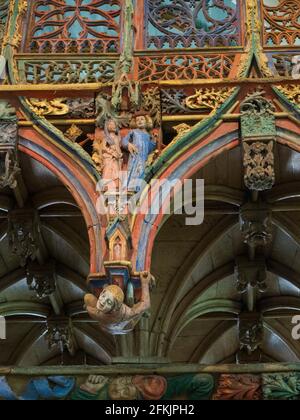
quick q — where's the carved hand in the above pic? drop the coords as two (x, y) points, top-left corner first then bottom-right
(128, 143), (139, 155)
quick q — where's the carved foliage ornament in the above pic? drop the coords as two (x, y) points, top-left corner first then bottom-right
(241, 90), (276, 191)
(243, 141), (275, 192)
(27, 98), (70, 117)
(277, 85), (300, 110)
(213, 375), (262, 401)
(241, 90), (276, 139)
(263, 373), (300, 400)
(186, 88), (235, 112)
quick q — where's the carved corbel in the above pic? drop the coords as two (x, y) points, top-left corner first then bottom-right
(235, 256), (267, 294)
(26, 261), (57, 299)
(241, 90), (276, 191)
(240, 202), (273, 249)
(238, 312), (264, 358)
(8, 209), (40, 267)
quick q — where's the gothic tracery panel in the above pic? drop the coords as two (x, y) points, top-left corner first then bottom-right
(137, 53), (236, 81)
(25, 0), (122, 54)
(145, 0), (242, 50)
(262, 0), (300, 47)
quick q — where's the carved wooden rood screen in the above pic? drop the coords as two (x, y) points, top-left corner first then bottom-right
(0, 0), (299, 401)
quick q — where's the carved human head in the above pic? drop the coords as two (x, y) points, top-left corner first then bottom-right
(130, 111), (153, 131)
(108, 376), (139, 400)
(97, 285), (124, 314)
(106, 119), (118, 134)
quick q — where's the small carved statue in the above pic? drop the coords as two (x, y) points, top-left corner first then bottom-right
(122, 112), (156, 192)
(93, 119), (123, 191)
(84, 272), (153, 335)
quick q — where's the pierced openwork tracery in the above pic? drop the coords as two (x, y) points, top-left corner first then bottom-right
(145, 0), (241, 50)
(137, 54), (235, 81)
(262, 0), (300, 47)
(25, 0), (122, 54)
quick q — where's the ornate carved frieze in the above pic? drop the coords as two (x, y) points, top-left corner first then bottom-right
(235, 256), (267, 294)
(240, 202), (273, 249)
(8, 209), (40, 267)
(241, 90), (276, 191)
(238, 312), (264, 354)
(18, 59), (117, 84)
(26, 261), (57, 299)
(137, 54), (235, 82)
(186, 88), (235, 112)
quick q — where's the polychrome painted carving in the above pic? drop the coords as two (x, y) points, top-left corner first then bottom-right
(84, 272), (153, 335)
(145, 0), (241, 49)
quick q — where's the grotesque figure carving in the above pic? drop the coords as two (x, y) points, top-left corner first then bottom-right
(84, 272), (153, 335)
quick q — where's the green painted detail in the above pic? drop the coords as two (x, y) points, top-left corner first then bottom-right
(146, 88), (240, 180)
(273, 87), (300, 118)
(0, 100), (16, 120)
(263, 373), (300, 400)
(241, 113), (276, 138)
(20, 99), (101, 182)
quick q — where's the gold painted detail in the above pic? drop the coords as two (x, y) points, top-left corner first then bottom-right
(186, 88), (235, 112)
(64, 124), (83, 142)
(27, 98), (69, 116)
(277, 85), (300, 109)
